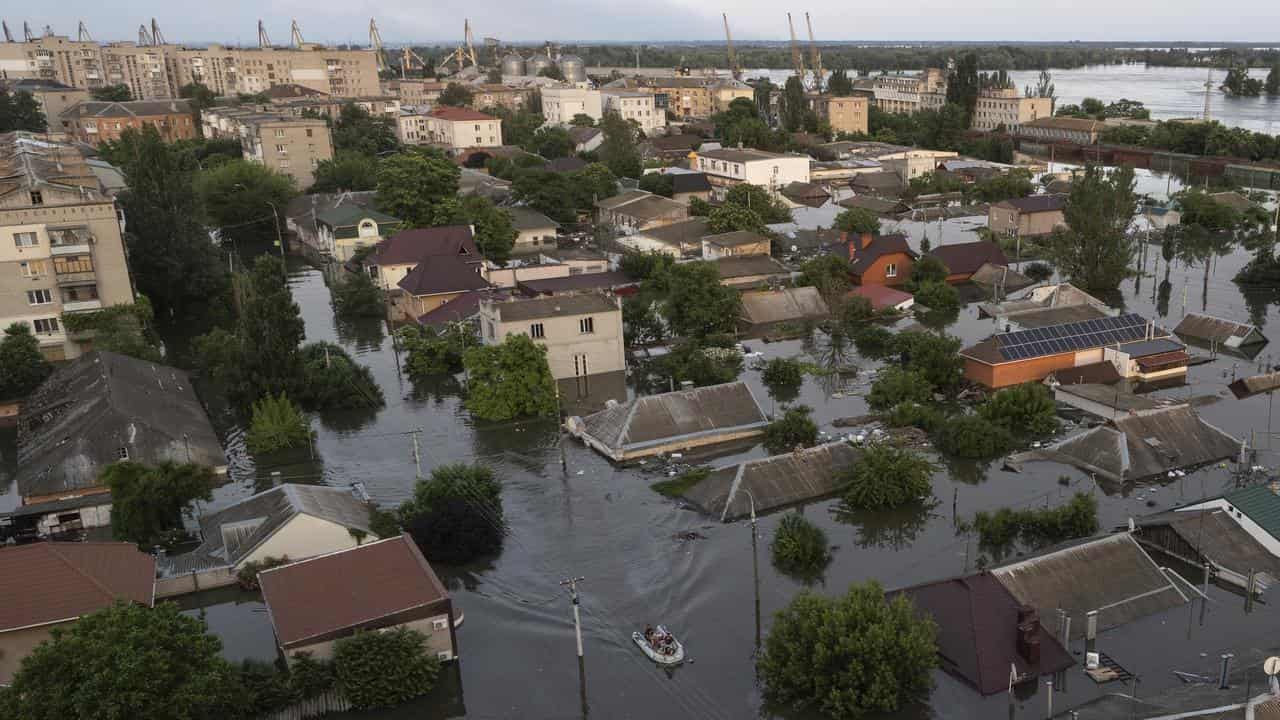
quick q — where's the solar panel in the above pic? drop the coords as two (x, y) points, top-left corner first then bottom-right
(996, 313), (1151, 362)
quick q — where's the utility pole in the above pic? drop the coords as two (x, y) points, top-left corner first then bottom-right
(410, 428), (423, 479)
(560, 576), (586, 658)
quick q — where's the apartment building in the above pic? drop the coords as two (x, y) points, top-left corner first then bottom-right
(711, 78), (754, 113)
(603, 76), (744, 119)
(60, 99), (196, 144)
(542, 87), (603, 125)
(0, 133), (133, 361)
(389, 79), (447, 109)
(971, 87), (1053, 132)
(807, 95), (868, 136)
(472, 84), (534, 112)
(855, 68), (947, 116)
(601, 90), (663, 134)
(0, 79), (89, 129)
(202, 107), (332, 189)
(396, 107), (502, 152)
(0, 32), (381, 99)
(478, 293), (624, 381)
(694, 147), (811, 200)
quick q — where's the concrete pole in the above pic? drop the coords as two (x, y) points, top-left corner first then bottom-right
(1085, 610), (1098, 654)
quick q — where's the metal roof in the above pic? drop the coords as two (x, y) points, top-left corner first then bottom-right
(680, 441), (861, 521)
(0, 542), (154, 633)
(1174, 313), (1268, 348)
(739, 287), (830, 326)
(1223, 484), (1280, 544)
(1116, 338), (1186, 358)
(993, 313), (1155, 363)
(491, 293), (617, 322)
(576, 381), (767, 457)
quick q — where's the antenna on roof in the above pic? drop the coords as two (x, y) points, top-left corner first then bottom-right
(77, 21), (92, 42)
(257, 20), (271, 49)
(151, 18), (166, 45)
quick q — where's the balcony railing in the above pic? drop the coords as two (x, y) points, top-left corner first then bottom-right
(55, 270), (97, 286)
(48, 228), (93, 256)
(61, 299), (102, 313)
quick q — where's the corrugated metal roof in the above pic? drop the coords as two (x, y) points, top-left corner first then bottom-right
(1117, 338), (1186, 358)
(1223, 484), (1280, 544)
(681, 441), (861, 521)
(1139, 509), (1280, 580)
(577, 381), (767, 456)
(739, 287), (829, 325)
(1174, 313), (1268, 347)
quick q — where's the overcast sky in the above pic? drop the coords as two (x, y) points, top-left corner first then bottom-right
(18, 1), (1278, 45)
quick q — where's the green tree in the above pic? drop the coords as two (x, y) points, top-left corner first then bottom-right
(771, 513), (831, 583)
(294, 342), (384, 412)
(911, 281), (961, 317)
(1268, 63), (1280, 95)
(758, 582), (936, 717)
(398, 323), (477, 379)
(780, 75), (807, 132)
(330, 103), (399, 158)
(331, 270), (385, 318)
(438, 82), (474, 107)
(0, 90), (47, 132)
(245, 394), (312, 454)
(178, 82), (217, 111)
(311, 151), (379, 193)
(826, 69), (854, 95)
(532, 125), (574, 159)
(905, 254), (949, 292)
(798, 254), (853, 304)
(1223, 63), (1264, 97)
(0, 322), (52, 400)
(570, 113), (596, 127)
(724, 183), (792, 224)
(894, 331), (963, 395)
(332, 628), (442, 710)
(935, 414), (1013, 459)
(622, 294), (666, 347)
(462, 334), (558, 421)
(375, 148), (461, 227)
(978, 382), (1058, 437)
(967, 493), (1098, 555)
(661, 261), (742, 338)
(455, 195), (517, 264)
(538, 64), (566, 81)
(867, 366), (933, 411)
(761, 357), (806, 398)
(706, 203), (765, 234)
(58, 302), (162, 362)
(512, 170), (577, 223)
(656, 338), (743, 387)
(567, 162), (619, 210)
(841, 444), (935, 510)
(966, 168), (1034, 203)
(1043, 164), (1137, 293)
(946, 53), (981, 122)
(598, 110), (642, 178)
(91, 84), (133, 101)
(763, 405), (819, 453)
(834, 207), (882, 235)
(3, 601), (244, 720)
(197, 159), (298, 245)
(102, 461), (215, 549)
(399, 463), (504, 563)
(638, 172), (675, 197)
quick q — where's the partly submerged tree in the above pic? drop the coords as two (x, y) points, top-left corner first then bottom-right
(763, 405), (819, 454)
(462, 334), (558, 421)
(103, 462), (215, 549)
(771, 513), (832, 583)
(1043, 164), (1138, 293)
(331, 628), (442, 709)
(840, 444), (935, 510)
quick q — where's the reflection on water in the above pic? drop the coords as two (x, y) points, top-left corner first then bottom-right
(831, 498), (939, 552)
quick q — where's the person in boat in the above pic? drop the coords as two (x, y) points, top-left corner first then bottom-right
(644, 625), (654, 643)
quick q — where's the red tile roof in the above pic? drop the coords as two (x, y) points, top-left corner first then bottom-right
(429, 106), (498, 122)
(848, 284), (913, 310)
(0, 542), (155, 631)
(373, 225), (479, 266)
(259, 534), (450, 648)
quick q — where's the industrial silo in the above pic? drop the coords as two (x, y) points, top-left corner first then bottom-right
(559, 54), (586, 83)
(525, 54), (552, 77)
(501, 52), (525, 77)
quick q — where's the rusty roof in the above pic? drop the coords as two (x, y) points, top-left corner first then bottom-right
(1174, 313), (1268, 348)
(259, 534), (449, 649)
(0, 542), (154, 632)
(576, 381), (767, 457)
(682, 441), (862, 521)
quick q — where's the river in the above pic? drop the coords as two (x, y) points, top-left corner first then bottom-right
(729, 64), (1280, 133)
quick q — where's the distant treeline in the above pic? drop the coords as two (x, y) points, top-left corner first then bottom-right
(406, 43), (1280, 74)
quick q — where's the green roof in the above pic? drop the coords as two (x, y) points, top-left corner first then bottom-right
(1223, 484), (1280, 541)
(315, 204), (402, 230)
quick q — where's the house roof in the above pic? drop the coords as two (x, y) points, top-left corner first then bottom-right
(315, 204), (401, 230)
(896, 572), (1074, 695)
(259, 534), (450, 649)
(0, 542), (154, 632)
(63, 99), (193, 119)
(397, 255), (491, 297)
(1221, 484), (1280, 544)
(286, 191), (379, 227)
(670, 173), (712, 195)
(995, 194), (1067, 214)
(1046, 361), (1123, 386)
(697, 147), (789, 163)
(780, 181), (831, 205)
(838, 195), (909, 215)
(681, 441), (861, 521)
(546, 157), (588, 174)
(1013, 404), (1239, 482)
(16, 352), (226, 501)
(489, 293), (617, 322)
(1229, 371), (1280, 399)
(1115, 338), (1186, 358)
(1003, 304), (1112, 329)
(849, 234), (917, 276)
(635, 217), (710, 250)
(595, 189), (651, 211)
(568, 126), (601, 145)
(969, 262), (1034, 291)
(646, 134), (702, 153)
(607, 193), (688, 221)
(961, 313), (1158, 365)
(576, 381), (768, 456)
(739, 287), (830, 326)
(161, 484), (375, 576)
(849, 171), (905, 192)
(1174, 313), (1268, 347)
(506, 206), (560, 231)
(1055, 383), (1165, 414)
(1208, 191), (1253, 213)
(417, 289), (509, 327)
(373, 225), (478, 266)
(712, 255), (791, 280)
(1022, 116), (1104, 133)
(848, 284), (913, 311)
(1138, 509), (1280, 581)
(429, 106), (497, 122)
(991, 533), (1190, 639)
(517, 270), (638, 296)
(702, 230), (770, 249)
(929, 240), (1009, 276)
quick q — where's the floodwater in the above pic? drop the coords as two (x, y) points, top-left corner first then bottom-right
(740, 64), (1280, 133)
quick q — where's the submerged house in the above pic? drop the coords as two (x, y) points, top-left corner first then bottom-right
(738, 287), (830, 331)
(1174, 313), (1269, 357)
(978, 283), (1112, 330)
(679, 441), (861, 521)
(840, 233), (918, 287)
(1137, 498), (1280, 592)
(927, 240), (1009, 284)
(568, 381), (768, 462)
(1174, 483), (1280, 560)
(1101, 338), (1190, 382)
(1009, 404), (1239, 483)
(14, 351), (227, 539)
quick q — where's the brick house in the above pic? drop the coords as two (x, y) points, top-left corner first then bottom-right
(839, 233), (918, 286)
(989, 195), (1067, 238)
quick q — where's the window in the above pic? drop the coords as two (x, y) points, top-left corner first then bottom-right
(436, 651), (453, 661)
(885, 263), (898, 278)
(20, 260), (47, 278)
(579, 317), (594, 334)
(14, 231), (37, 248)
(32, 317), (59, 334)
(275, 144), (286, 154)
(485, 321), (494, 339)
(116, 446), (130, 460)
(305, 128), (313, 137)
(274, 129), (285, 138)
(27, 289), (52, 305)
(431, 618), (449, 631)
(530, 323), (545, 339)
(279, 159), (290, 168)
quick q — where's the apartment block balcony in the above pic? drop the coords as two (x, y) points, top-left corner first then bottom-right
(48, 228), (93, 256)
(61, 299), (102, 313)
(55, 270), (97, 286)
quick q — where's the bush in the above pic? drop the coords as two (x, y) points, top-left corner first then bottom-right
(912, 280), (960, 314)
(841, 444), (935, 510)
(934, 414), (1013, 459)
(463, 334), (558, 421)
(905, 254), (949, 291)
(977, 382), (1058, 437)
(867, 367), (933, 411)
(398, 324), (476, 380)
(288, 653), (337, 699)
(893, 331), (963, 395)
(0, 322), (52, 400)
(331, 271), (384, 318)
(332, 628), (442, 710)
(236, 555), (291, 590)
(295, 342), (385, 411)
(968, 492), (1098, 551)
(771, 513), (831, 582)
(852, 324), (895, 360)
(239, 659), (296, 716)
(657, 338), (743, 388)
(758, 582), (936, 718)
(763, 405), (819, 454)
(1024, 262), (1054, 283)
(761, 357), (806, 395)
(651, 467), (709, 498)
(368, 506), (401, 539)
(246, 393), (312, 454)
(887, 401), (945, 432)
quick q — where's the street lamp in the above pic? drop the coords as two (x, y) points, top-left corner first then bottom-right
(740, 488), (761, 655)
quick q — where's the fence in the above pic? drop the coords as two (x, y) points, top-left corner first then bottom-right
(259, 689), (351, 720)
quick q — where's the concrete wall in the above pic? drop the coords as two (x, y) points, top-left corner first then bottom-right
(254, 120), (332, 190)
(155, 566), (237, 598)
(0, 623), (61, 684)
(482, 304), (625, 380)
(285, 611), (455, 663)
(484, 263), (569, 289)
(241, 515), (364, 568)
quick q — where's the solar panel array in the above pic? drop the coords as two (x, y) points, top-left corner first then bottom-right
(997, 313), (1151, 362)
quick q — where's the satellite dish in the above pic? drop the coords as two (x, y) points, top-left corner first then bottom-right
(1266, 657), (1280, 676)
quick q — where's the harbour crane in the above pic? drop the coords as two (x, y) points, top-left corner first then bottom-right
(369, 19), (387, 72)
(787, 13), (806, 86)
(1, 21), (11, 43)
(138, 24), (153, 46)
(290, 20), (304, 47)
(723, 14), (741, 80)
(401, 47), (428, 78)
(257, 20), (271, 49)
(77, 21), (92, 42)
(23, 22), (34, 42)
(151, 19), (166, 45)
(465, 19), (478, 68)
(435, 20), (479, 76)
(805, 12), (823, 93)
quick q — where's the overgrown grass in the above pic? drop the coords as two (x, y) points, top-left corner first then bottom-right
(651, 468), (710, 498)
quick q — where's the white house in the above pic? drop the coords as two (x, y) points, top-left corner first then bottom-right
(542, 87), (603, 126)
(398, 107), (502, 151)
(601, 90), (664, 134)
(694, 147), (811, 200)
(478, 293), (624, 380)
